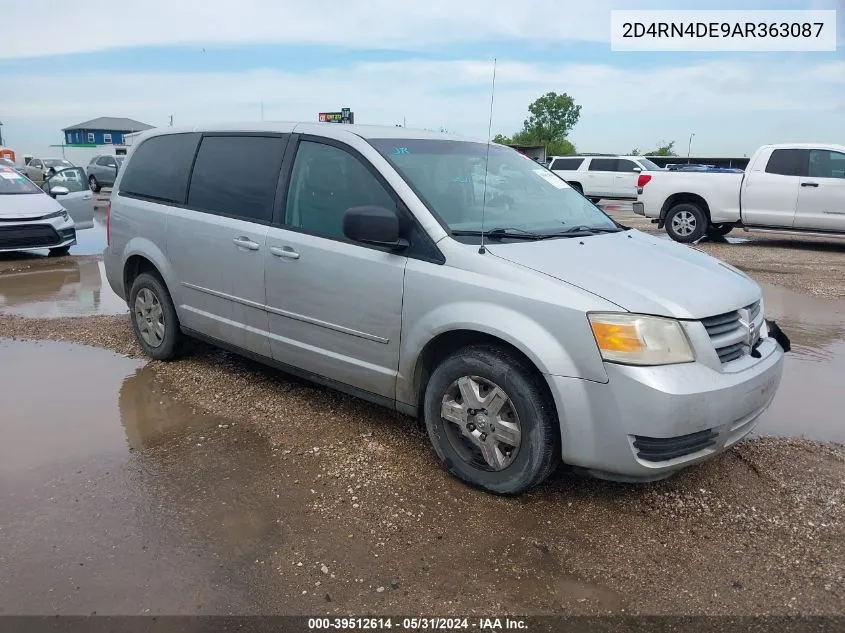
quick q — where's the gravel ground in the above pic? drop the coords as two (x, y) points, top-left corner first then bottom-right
(1, 219), (844, 615)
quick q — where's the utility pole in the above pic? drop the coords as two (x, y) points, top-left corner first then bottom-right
(169, 115), (174, 127)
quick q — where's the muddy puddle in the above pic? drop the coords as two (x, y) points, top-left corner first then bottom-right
(0, 257), (126, 317)
(0, 339), (294, 614)
(756, 284), (845, 444)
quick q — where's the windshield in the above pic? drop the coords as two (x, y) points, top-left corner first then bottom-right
(0, 167), (42, 194)
(638, 158), (662, 170)
(368, 139), (618, 239)
(44, 159), (72, 168)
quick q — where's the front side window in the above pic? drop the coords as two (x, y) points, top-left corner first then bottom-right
(45, 168), (88, 193)
(187, 135), (286, 223)
(368, 139), (618, 240)
(284, 140), (395, 239)
(808, 150), (845, 179)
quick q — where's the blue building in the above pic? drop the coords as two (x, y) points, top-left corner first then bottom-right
(62, 117), (153, 146)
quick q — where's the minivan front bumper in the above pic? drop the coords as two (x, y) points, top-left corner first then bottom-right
(548, 335), (784, 482)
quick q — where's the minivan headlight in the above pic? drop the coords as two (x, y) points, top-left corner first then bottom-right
(588, 313), (694, 366)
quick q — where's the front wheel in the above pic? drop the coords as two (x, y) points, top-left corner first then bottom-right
(423, 345), (560, 495)
(88, 175), (101, 193)
(129, 272), (183, 360)
(665, 203), (707, 243)
(48, 245), (71, 257)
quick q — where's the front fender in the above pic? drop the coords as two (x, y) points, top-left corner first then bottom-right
(395, 301), (609, 407)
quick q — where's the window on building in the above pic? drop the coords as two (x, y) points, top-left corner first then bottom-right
(104, 133), (112, 144)
(285, 140), (395, 240)
(187, 135), (286, 223)
(66, 133), (72, 144)
(119, 133), (201, 204)
(87, 132), (95, 143)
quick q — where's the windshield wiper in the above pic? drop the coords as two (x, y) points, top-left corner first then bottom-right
(538, 226), (625, 238)
(451, 227), (546, 240)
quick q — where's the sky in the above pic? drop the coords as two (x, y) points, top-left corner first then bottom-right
(1, 0), (842, 158)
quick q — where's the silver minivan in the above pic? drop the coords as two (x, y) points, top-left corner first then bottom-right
(104, 123), (788, 495)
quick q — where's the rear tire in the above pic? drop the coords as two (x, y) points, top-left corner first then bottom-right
(88, 175), (101, 193)
(423, 345), (560, 495)
(665, 203), (707, 243)
(129, 272), (183, 361)
(706, 223), (734, 238)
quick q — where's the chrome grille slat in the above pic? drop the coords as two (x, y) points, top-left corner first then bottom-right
(701, 300), (761, 365)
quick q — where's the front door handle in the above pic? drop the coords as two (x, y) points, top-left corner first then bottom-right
(233, 236), (260, 250)
(269, 246), (300, 260)
(801, 182), (819, 188)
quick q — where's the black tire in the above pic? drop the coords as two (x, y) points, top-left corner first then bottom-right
(588, 197), (601, 204)
(569, 182), (583, 195)
(665, 202), (707, 243)
(48, 245), (71, 257)
(128, 272), (183, 361)
(423, 345), (560, 495)
(88, 175), (101, 193)
(706, 223), (734, 238)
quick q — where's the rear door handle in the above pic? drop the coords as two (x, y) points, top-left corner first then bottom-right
(269, 246), (300, 260)
(801, 182), (819, 187)
(232, 236), (260, 250)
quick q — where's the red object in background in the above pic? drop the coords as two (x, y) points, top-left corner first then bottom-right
(0, 148), (15, 162)
(637, 174), (652, 188)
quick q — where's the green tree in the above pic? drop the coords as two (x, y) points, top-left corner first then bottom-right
(630, 148), (641, 156)
(643, 141), (677, 156)
(492, 133), (512, 145)
(522, 91), (582, 144)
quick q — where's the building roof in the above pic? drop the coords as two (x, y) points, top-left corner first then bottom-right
(62, 117), (154, 132)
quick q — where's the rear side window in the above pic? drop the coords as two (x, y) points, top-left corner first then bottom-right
(120, 133), (200, 204)
(187, 135), (286, 223)
(550, 157), (584, 170)
(589, 158), (617, 171)
(764, 149), (807, 177)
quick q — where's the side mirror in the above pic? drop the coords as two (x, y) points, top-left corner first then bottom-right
(343, 206), (408, 251)
(632, 167), (642, 173)
(51, 186), (70, 197)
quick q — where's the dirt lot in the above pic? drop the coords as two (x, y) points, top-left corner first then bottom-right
(1, 209), (844, 617)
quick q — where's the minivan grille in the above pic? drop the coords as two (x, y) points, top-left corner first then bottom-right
(701, 301), (762, 364)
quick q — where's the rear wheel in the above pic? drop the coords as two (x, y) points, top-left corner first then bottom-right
(88, 175), (101, 193)
(569, 182), (583, 195)
(423, 345), (559, 495)
(129, 272), (183, 360)
(665, 202), (707, 243)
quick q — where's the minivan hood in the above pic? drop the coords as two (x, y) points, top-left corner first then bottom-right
(0, 193), (62, 220)
(486, 230), (760, 319)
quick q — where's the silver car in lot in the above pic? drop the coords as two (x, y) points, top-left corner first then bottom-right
(0, 166), (91, 255)
(104, 123), (788, 495)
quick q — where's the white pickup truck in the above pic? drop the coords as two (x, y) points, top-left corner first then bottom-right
(633, 143), (845, 243)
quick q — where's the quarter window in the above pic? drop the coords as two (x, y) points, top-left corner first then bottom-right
(284, 141), (395, 240)
(589, 158), (617, 171)
(808, 150), (845, 179)
(187, 135), (286, 223)
(615, 159), (639, 172)
(119, 133), (200, 204)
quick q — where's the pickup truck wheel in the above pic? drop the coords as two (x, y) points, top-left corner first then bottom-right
(423, 345), (559, 495)
(706, 223), (734, 238)
(665, 203), (707, 243)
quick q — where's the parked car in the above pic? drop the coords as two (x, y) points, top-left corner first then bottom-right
(24, 157), (74, 185)
(634, 143), (845, 242)
(0, 157), (26, 177)
(104, 124), (788, 495)
(0, 166), (79, 256)
(86, 154), (124, 192)
(548, 155), (662, 202)
(41, 167), (95, 230)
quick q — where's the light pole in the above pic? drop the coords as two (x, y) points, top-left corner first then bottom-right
(0, 121), (4, 147)
(687, 132), (695, 161)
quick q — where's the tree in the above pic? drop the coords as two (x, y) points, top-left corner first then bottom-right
(492, 133), (512, 145)
(522, 92), (582, 144)
(630, 148), (641, 156)
(643, 141), (677, 156)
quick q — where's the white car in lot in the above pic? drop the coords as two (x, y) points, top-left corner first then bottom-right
(0, 166), (93, 255)
(634, 143), (845, 242)
(549, 155), (662, 202)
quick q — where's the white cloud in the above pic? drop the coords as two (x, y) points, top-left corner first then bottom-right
(4, 0), (641, 59)
(1, 57), (841, 155)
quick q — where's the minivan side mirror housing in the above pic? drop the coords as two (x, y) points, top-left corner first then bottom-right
(343, 206), (408, 251)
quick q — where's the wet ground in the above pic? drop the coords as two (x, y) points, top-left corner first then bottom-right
(1, 202), (844, 616)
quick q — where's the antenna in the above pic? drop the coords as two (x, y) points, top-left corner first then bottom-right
(478, 57), (497, 255)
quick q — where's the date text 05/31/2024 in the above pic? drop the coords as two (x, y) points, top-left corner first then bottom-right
(307, 617), (528, 630)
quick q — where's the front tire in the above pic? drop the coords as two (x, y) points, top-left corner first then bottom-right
(48, 245), (71, 257)
(88, 175), (101, 193)
(423, 345), (560, 495)
(665, 202), (707, 243)
(129, 272), (183, 360)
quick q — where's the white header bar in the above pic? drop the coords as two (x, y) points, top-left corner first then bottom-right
(611, 10), (837, 52)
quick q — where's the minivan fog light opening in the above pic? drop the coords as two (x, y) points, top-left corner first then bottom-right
(588, 313), (694, 366)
